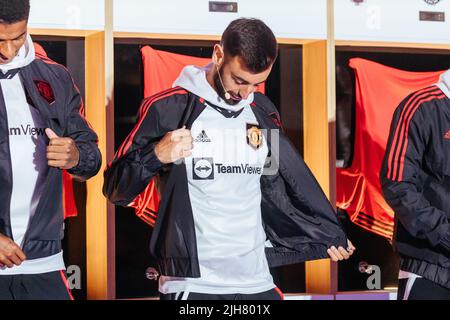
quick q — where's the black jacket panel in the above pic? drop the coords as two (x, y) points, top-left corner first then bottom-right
(104, 90), (348, 277)
(381, 86), (450, 288)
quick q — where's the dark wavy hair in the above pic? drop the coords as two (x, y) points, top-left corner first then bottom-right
(0, 0), (30, 24)
(221, 18), (278, 73)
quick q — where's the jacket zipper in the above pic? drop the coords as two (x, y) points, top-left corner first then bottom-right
(19, 72), (58, 251)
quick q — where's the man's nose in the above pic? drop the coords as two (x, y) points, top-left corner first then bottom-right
(0, 42), (16, 61)
(240, 85), (256, 100)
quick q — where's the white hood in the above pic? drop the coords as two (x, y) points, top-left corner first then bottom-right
(173, 63), (254, 111)
(437, 68), (450, 99)
(0, 34), (35, 74)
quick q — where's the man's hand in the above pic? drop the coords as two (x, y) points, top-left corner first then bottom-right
(155, 126), (194, 164)
(46, 128), (80, 170)
(327, 239), (356, 262)
(0, 233), (26, 269)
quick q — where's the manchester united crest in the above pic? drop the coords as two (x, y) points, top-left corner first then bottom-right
(246, 123), (263, 149)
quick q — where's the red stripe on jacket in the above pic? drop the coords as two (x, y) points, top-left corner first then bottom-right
(387, 87), (446, 181)
(396, 93), (446, 181)
(386, 86), (439, 180)
(114, 87), (187, 160)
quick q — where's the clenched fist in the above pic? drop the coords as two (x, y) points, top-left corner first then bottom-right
(155, 126), (194, 164)
(46, 128), (80, 170)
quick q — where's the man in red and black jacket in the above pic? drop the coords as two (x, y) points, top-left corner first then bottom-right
(381, 73), (450, 300)
(0, 0), (101, 300)
(104, 18), (355, 300)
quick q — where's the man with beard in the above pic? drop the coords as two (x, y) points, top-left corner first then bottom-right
(104, 18), (354, 300)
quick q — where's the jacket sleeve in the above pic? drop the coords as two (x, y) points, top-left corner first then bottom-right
(62, 70), (102, 181)
(103, 92), (188, 206)
(380, 96), (450, 251)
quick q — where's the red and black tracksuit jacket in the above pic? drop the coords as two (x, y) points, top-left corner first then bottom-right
(0, 53), (101, 260)
(103, 89), (348, 278)
(381, 85), (450, 289)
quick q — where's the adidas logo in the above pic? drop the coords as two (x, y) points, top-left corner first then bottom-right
(194, 130), (211, 143)
(445, 130), (450, 139)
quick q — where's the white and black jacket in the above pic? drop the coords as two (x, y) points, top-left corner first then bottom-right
(103, 87), (348, 278)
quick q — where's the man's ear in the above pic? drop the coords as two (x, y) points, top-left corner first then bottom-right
(212, 44), (225, 66)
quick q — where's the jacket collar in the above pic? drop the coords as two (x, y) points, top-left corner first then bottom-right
(19, 66), (65, 136)
(250, 103), (278, 130)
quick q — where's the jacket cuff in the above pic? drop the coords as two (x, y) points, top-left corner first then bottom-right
(139, 142), (164, 173)
(327, 235), (348, 249)
(68, 142), (100, 178)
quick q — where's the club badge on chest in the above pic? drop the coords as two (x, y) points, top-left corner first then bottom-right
(246, 123), (263, 150)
